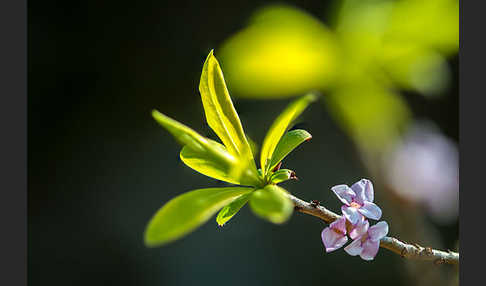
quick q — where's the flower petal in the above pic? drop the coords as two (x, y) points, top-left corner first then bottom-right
(321, 227), (348, 252)
(344, 238), (363, 256)
(363, 179), (374, 202)
(349, 217), (369, 239)
(368, 221), (389, 241)
(350, 179), (374, 204)
(350, 180), (365, 204)
(331, 185), (355, 205)
(330, 216), (347, 234)
(358, 201), (382, 220)
(332, 235), (349, 252)
(360, 239), (380, 261)
(342, 205), (361, 225)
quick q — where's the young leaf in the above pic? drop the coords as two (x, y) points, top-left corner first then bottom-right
(260, 93), (317, 174)
(269, 169), (297, 184)
(152, 109), (241, 177)
(152, 109), (209, 151)
(144, 187), (254, 247)
(216, 193), (252, 226)
(199, 50), (255, 165)
(180, 141), (241, 185)
(268, 129), (312, 171)
(248, 185), (294, 224)
(246, 135), (259, 157)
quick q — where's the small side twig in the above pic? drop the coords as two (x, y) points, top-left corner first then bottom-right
(287, 194), (459, 265)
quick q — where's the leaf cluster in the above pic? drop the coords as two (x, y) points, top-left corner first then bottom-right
(145, 51), (316, 247)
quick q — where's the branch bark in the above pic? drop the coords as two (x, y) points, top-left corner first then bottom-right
(288, 194), (459, 265)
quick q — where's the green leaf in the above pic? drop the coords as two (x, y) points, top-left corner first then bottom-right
(152, 110), (262, 186)
(268, 129), (312, 171)
(152, 109), (210, 151)
(144, 187), (254, 247)
(246, 135), (259, 157)
(248, 185), (293, 224)
(216, 193), (252, 226)
(260, 93), (317, 174)
(199, 50), (255, 166)
(180, 140), (240, 185)
(153, 110), (237, 171)
(269, 169), (296, 184)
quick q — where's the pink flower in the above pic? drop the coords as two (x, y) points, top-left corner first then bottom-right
(331, 179), (382, 225)
(344, 221), (389, 261)
(322, 178), (388, 260)
(321, 217), (348, 252)
(348, 215), (369, 239)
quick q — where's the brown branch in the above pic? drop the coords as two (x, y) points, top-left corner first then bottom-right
(288, 194), (459, 265)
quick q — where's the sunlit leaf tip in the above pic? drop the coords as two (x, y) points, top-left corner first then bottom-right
(151, 109), (207, 150)
(260, 93), (318, 174)
(268, 129), (312, 171)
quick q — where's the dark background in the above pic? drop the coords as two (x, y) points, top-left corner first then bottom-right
(28, 1), (458, 285)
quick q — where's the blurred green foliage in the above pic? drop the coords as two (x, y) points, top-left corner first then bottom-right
(219, 0), (458, 153)
(219, 6), (340, 98)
